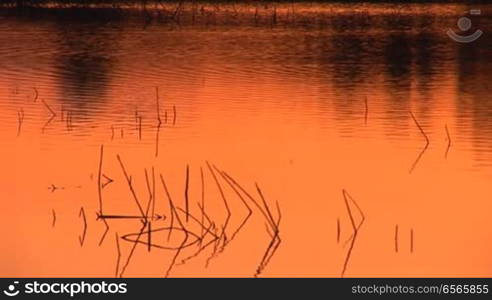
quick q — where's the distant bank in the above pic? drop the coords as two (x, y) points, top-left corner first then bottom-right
(1, 0), (490, 8)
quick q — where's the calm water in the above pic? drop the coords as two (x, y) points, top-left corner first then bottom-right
(1, 3), (492, 277)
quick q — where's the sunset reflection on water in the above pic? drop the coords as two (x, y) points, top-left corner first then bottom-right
(1, 2), (492, 277)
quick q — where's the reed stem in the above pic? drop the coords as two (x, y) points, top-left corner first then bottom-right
(79, 207), (87, 246)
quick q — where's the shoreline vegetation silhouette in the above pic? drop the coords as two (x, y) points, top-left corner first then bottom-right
(1, 0), (489, 8)
(1, 0), (487, 26)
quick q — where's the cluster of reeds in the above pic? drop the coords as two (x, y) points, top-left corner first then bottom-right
(30, 93), (449, 279)
(153, 87), (177, 157)
(106, 87), (177, 154)
(12, 89), (58, 135)
(14, 86), (179, 143)
(363, 97), (451, 172)
(408, 111), (452, 171)
(0, 1), (425, 28)
(77, 145), (283, 277)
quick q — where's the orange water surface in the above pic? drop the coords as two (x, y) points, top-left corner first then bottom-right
(1, 2), (492, 277)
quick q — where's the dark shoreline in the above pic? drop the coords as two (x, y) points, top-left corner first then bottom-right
(1, 0), (490, 7)
(1, 0), (487, 26)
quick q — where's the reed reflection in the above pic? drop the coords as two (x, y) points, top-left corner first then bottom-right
(2, 2), (492, 278)
(455, 36), (492, 163)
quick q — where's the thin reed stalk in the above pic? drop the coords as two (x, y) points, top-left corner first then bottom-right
(97, 145), (104, 215)
(69, 110), (73, 130)
(144, 168), (153, 251)
(364, 96), (368, 125)
(116, 154), (146, 218)
(215, 165), (253, 246)
(147, 221), (152, 252)
(154, 125), (161, 156)
(445, 124), (452, 159)
(17, 108), (24, 137)
(97, 214), (161, 221)
(102, 174), (114, 189)
(51, 209), (56, 228)
(337, 218), (341, 244)
(160, 173), (190, 277)
(138, 116), (142, 140)
(395, 224), (399, 253)
(185, 164), (190, 222)
(199, 166), (205, 246)
(156, 87), (162, 126)
(41, 98), (56, 133)
(33, 87), (38, 102)
(98, 218), (109, 246)
(172, 105), (176, 126)
(49, 184), (59, 193)
(79, 207), (87, 246)
(340, 189), (365, 278)
(119, 222), (147, 277)
(206, 161), (231, 252)
(115, 233), (121, 278)
(260, 201), (282, 270)
(160, 173), (175, 242)
(144, 168), (153, 218)
(155, 87), (162, 157)
(410, 228), (414, 253)
(151, 167), (156, 217)
(118, 166), (155, 276)
(206, 225), (225, 267)
(409, 111), (430, 174)
(65, 110), (73, 131)
(254, 184), (281, 277)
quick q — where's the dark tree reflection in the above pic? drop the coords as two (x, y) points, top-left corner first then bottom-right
(53, 10), (123, 113)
